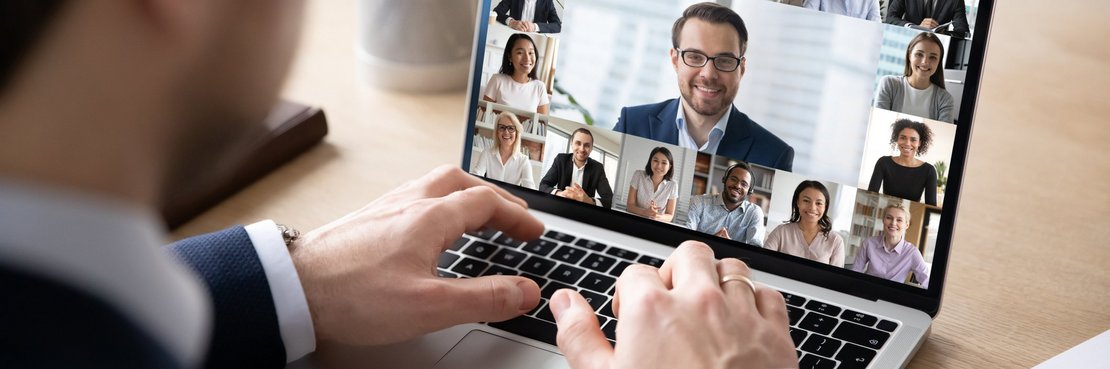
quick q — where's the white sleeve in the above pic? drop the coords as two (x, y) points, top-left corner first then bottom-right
(244, 220), (316, 363)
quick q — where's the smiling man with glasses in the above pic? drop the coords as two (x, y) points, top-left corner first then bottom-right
(614, 2), (795, 171)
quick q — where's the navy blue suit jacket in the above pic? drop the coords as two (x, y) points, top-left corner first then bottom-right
(1, 226), (286, 369)
(493, 0), (562, 33)
(614, 99), (795, 171)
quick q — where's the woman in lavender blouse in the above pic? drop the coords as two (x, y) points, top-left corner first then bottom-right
(851, 204), (931, 288)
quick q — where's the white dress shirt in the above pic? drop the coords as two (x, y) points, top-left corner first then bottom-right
(675, 97), (731, 153)
(521, 0), (537, 22)
(471, 148), (536, 189)
(0, 179), (314, 365)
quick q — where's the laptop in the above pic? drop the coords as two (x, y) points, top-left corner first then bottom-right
(341, 1), (994, 368)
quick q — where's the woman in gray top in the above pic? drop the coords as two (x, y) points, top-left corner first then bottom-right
(875, 32), (956, 123)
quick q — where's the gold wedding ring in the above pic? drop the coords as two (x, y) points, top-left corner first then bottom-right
(719, 274), (757, 294)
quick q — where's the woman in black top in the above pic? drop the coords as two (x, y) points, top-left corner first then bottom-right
(868, 119), (937, 205)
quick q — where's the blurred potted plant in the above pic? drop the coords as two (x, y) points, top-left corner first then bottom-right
(934, 160), (947, 206)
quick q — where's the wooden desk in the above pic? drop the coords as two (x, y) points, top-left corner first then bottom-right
(172, 1), (1110, 367)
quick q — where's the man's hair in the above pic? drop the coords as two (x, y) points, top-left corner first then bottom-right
(671, 2), (749, 56)
(570, 127), (593, 143)
(889, 119), (934, 156)
(0, 1), (70, 95)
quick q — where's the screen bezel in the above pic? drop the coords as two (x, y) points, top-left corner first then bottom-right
(460, 0), (996, 317)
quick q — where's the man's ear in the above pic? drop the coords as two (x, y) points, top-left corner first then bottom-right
(670, 48), (680, 72)
(133, 0), (211, 48)
(738, 56), (747, 76)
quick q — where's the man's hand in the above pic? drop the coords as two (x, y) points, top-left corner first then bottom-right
(920, 18), (940, 29)
(508, 19), (528, 31)
(550, 242), (797, 369)
(713, 227), (731, 240)
(522, 20), (539, 32)
(558, 184), (593, 205)
(290, 166), (544, 345)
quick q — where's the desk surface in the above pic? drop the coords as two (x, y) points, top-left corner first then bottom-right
(172, 1), (1110, 368)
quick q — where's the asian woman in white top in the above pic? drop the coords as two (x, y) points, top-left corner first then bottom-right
(470, 112), (536, 189)
(482, 33), (550, 114)
(626, 147), (679, 223)
(874, 32), (956, 123)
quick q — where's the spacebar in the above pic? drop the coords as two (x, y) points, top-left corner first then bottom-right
(487, 315), (558, 346)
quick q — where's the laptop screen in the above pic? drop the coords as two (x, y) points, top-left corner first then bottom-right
(464, 0), (987, 293)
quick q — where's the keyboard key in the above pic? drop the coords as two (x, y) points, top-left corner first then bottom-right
(552, 246), (588, 264)
(798, 312), (838, 335)
(595, 315), (608, 328)
(609, 261), (633, 277)
(840, 309), (878, 326)
(601, 319), (618, 340)
(578, 272), (616, 294)
(578, 290), (608, 311)
(599, 300), (615, 319)
(520, 256), (556, 276)
(550, 264), (587, 284)
(482, 265), (519, 276)
(800, 334), (842, 358)
(437, 252), (460, 269)
(574, 238), (607, 251)
(490, 249), (527, 268)
(525, 299), (546, 317)
(521, 239), (558, 256)
(780, 292), (807, 307)
(451, 258), (489, 277)
(580, 254), (617, 273)
(488, 316), (556, 346)
(536, 303), (555, 323)
(789, 327), (808, 347)
(544, 230), (575, 243)
(835, 343), (877, 369)
(876, 319), (898, 332)
(540, 281), (575, 299)
(521, 273), (547, 289)
(804, 300), (843, 317)
(605, 247), (639, 261)
(493, 234), (525, 248)
(832, 321), (890, 350)
(462, 241), (498, 259)
(449, 238), (470, 251)
(786, 305), (804, 326)
(798, 354), (836, 369)
(467, 228), (498, 240)
(436, 270), (458, 278)
(637, 255), (664, 267)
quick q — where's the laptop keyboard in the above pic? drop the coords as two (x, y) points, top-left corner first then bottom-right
(436, 228), (900, 369)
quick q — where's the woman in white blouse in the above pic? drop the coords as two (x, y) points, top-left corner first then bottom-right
(470, 112), (536, 189)
(482, 33), (550, 114)
(626, 147), (679, 223)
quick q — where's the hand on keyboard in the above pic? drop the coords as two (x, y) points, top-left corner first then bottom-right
(550, 242), (798, 369)
(289, 166), (545, 346)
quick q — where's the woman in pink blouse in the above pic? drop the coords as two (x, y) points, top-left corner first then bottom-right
(764, 180), (845, 267)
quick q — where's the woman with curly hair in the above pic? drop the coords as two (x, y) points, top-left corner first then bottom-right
(868, 119), (938, 205)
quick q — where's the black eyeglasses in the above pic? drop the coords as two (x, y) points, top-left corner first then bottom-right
(677, 49), (744, 72)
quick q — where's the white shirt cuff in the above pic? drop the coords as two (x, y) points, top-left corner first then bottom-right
(244, 220), (316, 363)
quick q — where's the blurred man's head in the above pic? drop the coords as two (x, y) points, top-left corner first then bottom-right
(0, 0), (305, 205)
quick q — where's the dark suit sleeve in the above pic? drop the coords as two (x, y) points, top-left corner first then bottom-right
(536, 0), (562, 33)
(594, 166), (614, 209)
(948, 0), (970, 38)
(493, 0), (512, 25)
(613, 107), (628, 133)
(167, 226), (286, 369)
(539, 155), (564, 194)
(884, 0), (911, 26)
(776, 146), (795, 172)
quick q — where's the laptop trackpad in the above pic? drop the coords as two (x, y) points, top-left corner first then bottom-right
(433, 330), (569, 369)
